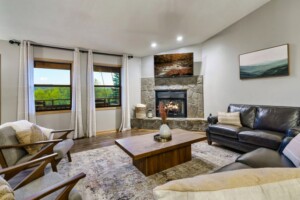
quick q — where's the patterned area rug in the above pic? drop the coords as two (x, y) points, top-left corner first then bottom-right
(58, 142), (240, 200)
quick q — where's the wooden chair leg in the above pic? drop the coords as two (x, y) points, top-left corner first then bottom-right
(51, 160), (58, 172)
(67, 151), (72, 162)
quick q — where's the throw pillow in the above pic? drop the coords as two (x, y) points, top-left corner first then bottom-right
(218, 112), (242, 127)
(0, 176), (14, 200)
(283, 134), (300, 167)
(16, 124), (48, 155)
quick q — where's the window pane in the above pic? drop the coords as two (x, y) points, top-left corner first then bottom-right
(95, 87), (120, 107)
(34, 68), (70, 85)
(34, 86), (71, 111)
(94, 72), (120, 86)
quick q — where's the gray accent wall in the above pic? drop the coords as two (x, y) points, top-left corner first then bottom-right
(202, 0), (300, 117)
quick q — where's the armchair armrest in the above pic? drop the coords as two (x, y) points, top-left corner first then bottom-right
(24, 172), (86, 200)
(286, 126), (300, 137)
(207, 114), (218, 125)
(0, 153), (58, 186)
(0, 139), (63, 149)
(51, 129), (74, 140)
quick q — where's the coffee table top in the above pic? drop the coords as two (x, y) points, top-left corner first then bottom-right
(115, 129), (206, 160)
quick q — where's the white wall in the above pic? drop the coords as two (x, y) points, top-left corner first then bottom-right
(0, 40), (141, 133)
(202, 0), (300, 117)
(141, 44), (202, 78)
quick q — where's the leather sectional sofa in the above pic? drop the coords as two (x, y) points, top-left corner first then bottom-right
(206, 104), (300, 152)
(214, 133), (300, 173)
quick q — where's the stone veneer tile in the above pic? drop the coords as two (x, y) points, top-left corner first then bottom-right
(140, 76), (204, 118)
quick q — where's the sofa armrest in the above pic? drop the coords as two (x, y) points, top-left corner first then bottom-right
(207, 114), (218, 125)
(278, 137), (294, 154)
(287, 127), (300, 137)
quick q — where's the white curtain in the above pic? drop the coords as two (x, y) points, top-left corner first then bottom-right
(86, 50), (96, 137)
(70, 48), (84, 138)
(119, 54), (131, 132)
(17, 41), (36, 123)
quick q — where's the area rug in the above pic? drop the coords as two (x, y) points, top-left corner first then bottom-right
(57, 142), (240, 200)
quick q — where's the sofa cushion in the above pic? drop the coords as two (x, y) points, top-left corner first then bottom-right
(238, 130), (284, 150)
(254, 106), (300, 133)
(228, 104), (256, 129)
(283, 134), (300, 167)
(236, 148), (295, 168)
(214, 162), (251, 173)
(209, 124), (251, 139)
(153, 168), (300, 200)
(0, 126), (27, 167)
(217, 112), (242, 127)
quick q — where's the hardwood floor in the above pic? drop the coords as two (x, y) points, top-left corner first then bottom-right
(71, 129), (157, 153)
(71, 129), (206, 153)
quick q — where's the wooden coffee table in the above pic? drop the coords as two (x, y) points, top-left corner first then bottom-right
(115, 129), (207, 176)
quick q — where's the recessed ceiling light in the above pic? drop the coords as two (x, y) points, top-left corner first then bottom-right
(177, 36), (183, 41)
(151, 42), (157, 48)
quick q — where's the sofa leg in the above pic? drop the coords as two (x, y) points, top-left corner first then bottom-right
(67, 151), (72, 162)
(208, 140), (212, 145)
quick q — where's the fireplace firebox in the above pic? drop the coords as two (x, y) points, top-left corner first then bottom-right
(155, 90), (187, 118)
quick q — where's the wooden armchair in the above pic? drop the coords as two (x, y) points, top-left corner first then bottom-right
(0, 153), (86, 200)
(0, 126), (74, 171)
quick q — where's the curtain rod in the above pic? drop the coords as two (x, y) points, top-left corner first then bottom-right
(9, 40), (133, 58)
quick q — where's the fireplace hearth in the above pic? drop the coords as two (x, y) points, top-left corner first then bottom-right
(156, 90), (187, 118)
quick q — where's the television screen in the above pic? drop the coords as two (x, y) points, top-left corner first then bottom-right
(154, 53), (193, 78)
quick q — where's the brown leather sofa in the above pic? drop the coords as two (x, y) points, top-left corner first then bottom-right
(215, 127), (300, 173)
(206, 104), (300, 152)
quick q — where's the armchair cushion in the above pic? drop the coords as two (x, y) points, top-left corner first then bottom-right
(54, 139), (74, 159)
(0, 126), (27, 167)
(0, 176), (14, 200)
(16, 124), (48, 155)
(14, 172), (81, 200)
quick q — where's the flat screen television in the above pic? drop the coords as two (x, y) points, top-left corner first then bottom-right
(154, 53), (193, 78)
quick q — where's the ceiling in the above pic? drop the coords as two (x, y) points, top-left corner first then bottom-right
(0, 0), (270, 57)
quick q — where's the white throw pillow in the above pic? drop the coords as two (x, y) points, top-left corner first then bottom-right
(218, 112), (242, 127)
(283, 134), (300, 167)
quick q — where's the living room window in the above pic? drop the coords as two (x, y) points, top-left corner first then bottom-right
(94, 65), (121, 108)
(34, 60), (72, 112)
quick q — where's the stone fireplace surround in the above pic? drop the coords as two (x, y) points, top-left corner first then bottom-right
(131, 76), (207, 131)
(141, 76), (204, 118)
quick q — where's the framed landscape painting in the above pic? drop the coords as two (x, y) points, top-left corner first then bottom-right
(154, 53), (193, 78)
(239, 44), (289, 79)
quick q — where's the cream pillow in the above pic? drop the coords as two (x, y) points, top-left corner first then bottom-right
(218, 112), (242, 127)
(283, 134), (300, 167)
(16, 124), (48, 155)
(0, 176), (14, 200)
